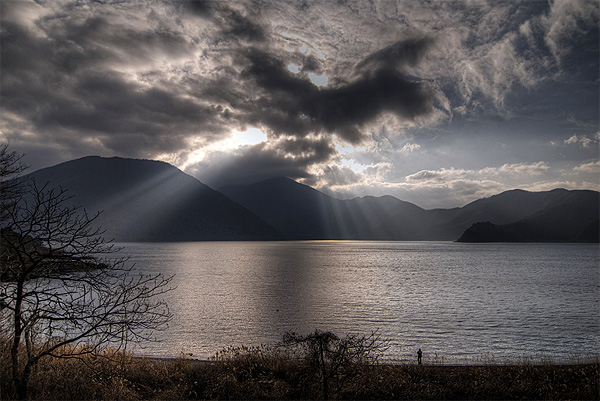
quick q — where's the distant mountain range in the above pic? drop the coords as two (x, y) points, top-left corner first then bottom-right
(18, 156), (599, 242)
(221, 177), (599, 242)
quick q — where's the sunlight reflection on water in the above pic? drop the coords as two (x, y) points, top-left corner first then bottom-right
(116, 241), (599, 364)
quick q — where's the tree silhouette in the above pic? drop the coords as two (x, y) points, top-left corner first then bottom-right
(0, 144), (27, 221)
(0, 146), (173, 399)
(283, 330), (388, 400)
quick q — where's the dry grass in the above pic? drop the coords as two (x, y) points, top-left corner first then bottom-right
(1, 341), (598, 400)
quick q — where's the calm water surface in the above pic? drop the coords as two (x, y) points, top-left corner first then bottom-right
(116, 241), (599, 364)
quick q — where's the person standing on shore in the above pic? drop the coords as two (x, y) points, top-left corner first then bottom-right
(417, 348), (422, 365)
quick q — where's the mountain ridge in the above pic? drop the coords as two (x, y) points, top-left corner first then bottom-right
(223, 177), (599, 242)
(21, 156), (282, 241)
(15, 157), (600, 242)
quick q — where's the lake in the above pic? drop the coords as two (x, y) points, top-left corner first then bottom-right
(116, 241), (599, 364)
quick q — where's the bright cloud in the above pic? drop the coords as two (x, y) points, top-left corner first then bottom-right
(574, 160), (600, 174)
(480, 162), (550, 176)
(564, 134), (596, 148)
(406, 162), (551, 183)
(233, 128), (268, 147)
(400, 143), (421, 153)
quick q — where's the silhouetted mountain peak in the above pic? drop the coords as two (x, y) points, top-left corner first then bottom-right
(248, 176), (325, 195)
(254, 176), (297, 185)
(23, 157), (281, 241)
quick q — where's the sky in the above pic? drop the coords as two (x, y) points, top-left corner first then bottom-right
(1, 0), (598, 209)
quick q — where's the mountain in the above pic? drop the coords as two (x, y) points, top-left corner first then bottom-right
(457, 189), (600, 242)
(21, 156), (281, 241)
(221, 177), (335, 239)
(220, 177), (433, 240)
(222, 178), (599, 242)
(575, 220), (600, 242)
(17, 157), (599, 242)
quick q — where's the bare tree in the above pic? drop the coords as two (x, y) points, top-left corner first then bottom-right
(283, 330), (388, 400)
(0, 147), (173, 399)
(0, 143), (27, 220)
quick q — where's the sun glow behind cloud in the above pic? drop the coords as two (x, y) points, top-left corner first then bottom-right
(332, 136), (372, 173)
(339, 158), (370, 173)
(233, 128), (268, 146)
(179, 128), (267, 171)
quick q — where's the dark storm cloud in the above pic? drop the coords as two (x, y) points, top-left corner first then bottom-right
(2, 0), (434, 170)
(49, 73), (215, 135)
(242, 48), (316, 95)
(278, 136), (335, 163)
(355, 37), (434, 72)
(0, 5), (224, 158)
(221, 7), (266, 43)
(198, 139), (334, 187)
(306, 68), (433, 140)
(0, 21), (54, 85)
(20, 12), (194, 74)
(237, 42), (434, 143)
(300, 55), (321, 73)
(184, 0), (266, 43)
(183, 0), (215, 17)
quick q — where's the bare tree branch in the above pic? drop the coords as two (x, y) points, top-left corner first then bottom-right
(282, 329), (389, 400)
(0, 146), (173, 399)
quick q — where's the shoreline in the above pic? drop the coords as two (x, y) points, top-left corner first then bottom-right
(5, 348), (597, 399)
(136, 353), (600, 366)
(135, 354), (600, 368)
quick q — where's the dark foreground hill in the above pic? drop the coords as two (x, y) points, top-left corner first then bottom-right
(222, 178), (599, 242)
(22, 156), (281, 241)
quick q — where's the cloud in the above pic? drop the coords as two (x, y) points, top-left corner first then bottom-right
(314, 165), (360, 187)
(221, 7), (266, 43)
(183, 0), (215, 17)
(542, 0), (599, 63)
(1, 0), (598, 208)
(191, 145), (314, 187)
(325, 176), (507, 209)
(329, 161), (556, 208)
(355, 37), (434, 73)
(406, 162), (551, 184)
(188, 135), (337, 187)
(394, 1), (554, 117)
(526, 179), (600, 193)
(0, 3), (221, 160)
(564, 134), (596, 148)
(182, 0), (267, 43)
(400, 143), (421, 153)
(479, 161), (549, 176)
(236, 42), (435, 144)
(573, 160), (600, 174)
(405, 167), (469, 183)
